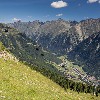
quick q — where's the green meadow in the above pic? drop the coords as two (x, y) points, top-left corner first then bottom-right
(0, 58), (99, 100)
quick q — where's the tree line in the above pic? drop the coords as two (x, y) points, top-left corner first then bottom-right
(24, 61), (100, 96)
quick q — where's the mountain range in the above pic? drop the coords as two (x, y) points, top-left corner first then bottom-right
(7, 18), (100, 79)
(0, 18), (100, 99)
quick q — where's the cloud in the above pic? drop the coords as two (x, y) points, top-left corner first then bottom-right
(12, 18), (21, 22)
(28, 16), (32, 18)
(51, 1), (68, 8)
(56, 13), (63, 16)
(87, 0), (100, 3)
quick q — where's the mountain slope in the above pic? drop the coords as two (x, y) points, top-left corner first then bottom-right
(0, 24), (62, 73)
(68, 32), (100, 79)
(0, 51), (99, 100)
(0, 24), (95, 83)
(8, 18), (100, 54)
(0, 58), (67, 100)
(8, 19), (79, 54)
(0, 23), (87, 85)
(7, 18), (100, 79)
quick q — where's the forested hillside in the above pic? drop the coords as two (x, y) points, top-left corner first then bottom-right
(0, 43), (100, 100)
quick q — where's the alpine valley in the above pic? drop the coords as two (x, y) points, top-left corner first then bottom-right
(0, 18), (100, 100)
(7, 18), (100, 80)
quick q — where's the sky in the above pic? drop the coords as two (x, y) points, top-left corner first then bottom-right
(0, 0), (100, 23)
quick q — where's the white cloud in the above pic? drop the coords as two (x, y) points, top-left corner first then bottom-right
(87, 0), (100, 3)
(28, 16), (32, 18)
(56, 13), (63, 16)
(12, 18), (21, 22)
(51, 1), (68, 8)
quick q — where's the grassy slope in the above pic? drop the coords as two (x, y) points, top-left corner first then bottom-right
(0, 58), (99, 100)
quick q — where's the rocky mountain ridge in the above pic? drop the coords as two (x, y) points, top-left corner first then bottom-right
(8, 18), (100, 54)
